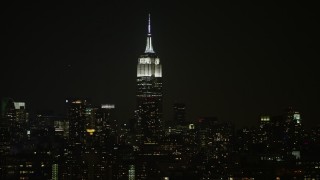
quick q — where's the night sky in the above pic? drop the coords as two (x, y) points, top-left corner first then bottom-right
(2, 1), (319, 128)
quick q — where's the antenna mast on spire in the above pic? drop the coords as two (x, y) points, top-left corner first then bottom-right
(145, 13), (155, 53)
(148, 13), (151, 35)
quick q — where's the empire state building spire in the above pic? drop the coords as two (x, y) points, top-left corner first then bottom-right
(136, 14), (163, 143)
(145, 14), (155, 54)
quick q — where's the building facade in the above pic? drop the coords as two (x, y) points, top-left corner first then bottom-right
(136, 14), (163, 143)
(173, 103), (186, 125)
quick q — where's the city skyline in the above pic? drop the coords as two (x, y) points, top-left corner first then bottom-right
(1, 2), (320, 179)
(2, 1), (319, 129)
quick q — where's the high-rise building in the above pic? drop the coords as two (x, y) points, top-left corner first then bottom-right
(66, 99), (87, 146)
(95, 104), (117, 149)
(0, 99), (28, 146)
(0, 98), (15, 178)
(173, 103), (186, 125)
(283, 107), (303, 151)
(0, 98), (15, 156)
(97, 104), (117, 138)
(136, 14), (163, 143)
(0, 98), (29, 179)
(65, 99), (88, 179)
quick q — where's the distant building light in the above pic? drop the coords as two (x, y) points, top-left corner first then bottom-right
(128, 165), (135, 180)
(292, 151), (301, 159)
(260, 116), (270, 122)
(294, 113), (301, 124)
(73, 100), (82, 104)
(86, 129), (95, 135)
(144, 142), (157, 145)
(14, 102), (25, 110)
(55, 128), (64, 132)
(101, 104), (115, 109)
(52, 164), (58, 180)
(189, 124), (195, 130)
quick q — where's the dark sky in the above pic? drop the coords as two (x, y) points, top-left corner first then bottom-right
(2, 1), (319, 128)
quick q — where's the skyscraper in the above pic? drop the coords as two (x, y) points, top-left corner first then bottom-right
(0, 98), (29, 179)
(65, 99), (88, 179)
(136, 14), (163, 143)
(173, 103), (186, 125)
(66, 99), (87, 147)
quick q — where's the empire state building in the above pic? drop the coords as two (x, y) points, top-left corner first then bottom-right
(136, 14), (163, 143)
